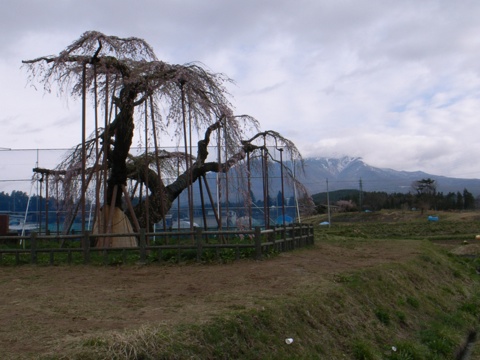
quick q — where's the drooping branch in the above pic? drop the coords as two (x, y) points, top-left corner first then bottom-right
(23, 30), (312, 234)
(123, 115), (303, 226)
(22, 31), (234, 137)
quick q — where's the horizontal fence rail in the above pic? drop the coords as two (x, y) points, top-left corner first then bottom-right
(0, 224), (314, 266)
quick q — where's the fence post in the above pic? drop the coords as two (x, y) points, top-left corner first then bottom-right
(254, 226), (262, 260)
(287, 225), (293, 251)
(302, 224), (307, 246)
(290, 224), (295, 249)
(299, 224), (303, 247)
(271, 228), (276, 252)
(195, 227), (203, 262)
(30, 232), (37, 264)
(296, 224), (300, 248)
(139, 228), (146, 264)
(83, 231), (90, 264)
(305, 225), (310, 246)
(301, 224), (308, 247)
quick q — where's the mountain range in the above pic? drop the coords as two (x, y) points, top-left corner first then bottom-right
(171, 156), (480, 206)
(295, 156), (480, 196)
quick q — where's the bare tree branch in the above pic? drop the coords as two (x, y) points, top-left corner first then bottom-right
(23, 31), (310, 232)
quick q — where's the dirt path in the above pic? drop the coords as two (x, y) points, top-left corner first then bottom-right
(0, 240), (422, 359)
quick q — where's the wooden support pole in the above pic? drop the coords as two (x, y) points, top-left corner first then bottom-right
(139, 228), (146, 264)
(195, 227), (203, 262)
(81, 62), (87, 234)
(122, 185), (141, 233)
(254, 226), (262, 260)
(107, 185), (118, 235)
(82, 231), (90, 264)
(45, 175), (49, 235)
(30, 232), (37, 264)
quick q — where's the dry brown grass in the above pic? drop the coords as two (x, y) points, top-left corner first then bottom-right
(0, 239), (422, 359)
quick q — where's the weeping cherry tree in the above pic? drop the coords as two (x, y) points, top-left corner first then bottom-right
(22, 31), (310, 234)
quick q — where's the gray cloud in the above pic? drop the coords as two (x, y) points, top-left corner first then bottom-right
(1, 0), (480, 183)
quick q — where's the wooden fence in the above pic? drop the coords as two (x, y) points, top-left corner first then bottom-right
(0, 224), (314, 266)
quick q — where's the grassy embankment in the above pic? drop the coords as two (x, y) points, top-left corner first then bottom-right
(46, 210), (480, 359)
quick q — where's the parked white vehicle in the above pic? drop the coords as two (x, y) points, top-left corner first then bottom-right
(171, 220), (199, 229)
(9, 219), (39, 234)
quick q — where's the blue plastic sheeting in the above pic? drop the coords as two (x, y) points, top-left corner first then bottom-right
(275, 215), (293, 224)
(427, 216), (439, 222)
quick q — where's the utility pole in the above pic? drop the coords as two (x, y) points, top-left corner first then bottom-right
(359, 178), (363, 212)
(326, 178), (331, 227)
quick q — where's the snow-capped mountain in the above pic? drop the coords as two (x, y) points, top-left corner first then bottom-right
(313, 156), (361, 175)
(195, 156), (480, 203)
(296, 157), (480, 196)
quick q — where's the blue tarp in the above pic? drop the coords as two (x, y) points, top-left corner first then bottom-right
(275, 215), (293, 224)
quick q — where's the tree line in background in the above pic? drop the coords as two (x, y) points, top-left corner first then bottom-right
(2, 178), (475, 221)
(313, 178), (477, 213)
(0, 191), (44, 214)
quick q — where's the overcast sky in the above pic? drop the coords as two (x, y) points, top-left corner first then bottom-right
(2, 0), (480, 184)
